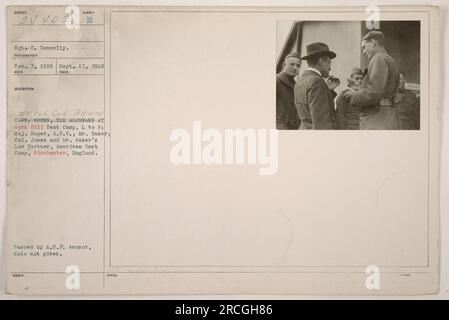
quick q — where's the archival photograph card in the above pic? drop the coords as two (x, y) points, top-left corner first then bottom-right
(5, 5), (440, 295)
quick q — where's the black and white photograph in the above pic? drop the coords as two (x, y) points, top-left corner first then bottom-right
(276, 21), (420, 130)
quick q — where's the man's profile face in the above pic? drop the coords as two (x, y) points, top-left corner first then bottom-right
(361, 39), (376, 58)
(319, 56), (332, 78)
(399, 73), (406, 89)
(283, 57), (301, 77)
(351, 73), (363, 87)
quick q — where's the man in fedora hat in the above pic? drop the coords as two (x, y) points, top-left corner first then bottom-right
(335, 67), (364, 129)
(276, 52), (301, 130)
(344, 30), (400, 130)
(295, 42), (340, 130)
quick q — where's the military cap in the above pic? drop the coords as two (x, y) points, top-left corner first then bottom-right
(362, 30), (385, 42)
(285, 52), (301, 60)
(350, 67), (363, 76)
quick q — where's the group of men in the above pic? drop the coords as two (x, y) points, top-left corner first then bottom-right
(276, 30), (419, 130)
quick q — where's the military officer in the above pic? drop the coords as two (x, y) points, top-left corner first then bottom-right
(344, 30), (400, 130)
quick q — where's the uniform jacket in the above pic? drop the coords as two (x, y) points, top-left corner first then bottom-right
(335, 88), (360, 130)
(294, 69), (337, 130)
(350, 50), (399, 107)
(276, 72), (300, 129)
(349, 49), (400, 130)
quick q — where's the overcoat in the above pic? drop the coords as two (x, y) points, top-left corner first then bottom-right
(349, 50), (400, 130)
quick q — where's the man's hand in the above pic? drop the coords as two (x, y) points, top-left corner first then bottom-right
(326, 76), (340, 90)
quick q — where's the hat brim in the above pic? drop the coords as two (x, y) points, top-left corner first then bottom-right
(300, 50), (337, 60)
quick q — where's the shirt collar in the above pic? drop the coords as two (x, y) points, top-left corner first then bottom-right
(306, 67), (322, 77)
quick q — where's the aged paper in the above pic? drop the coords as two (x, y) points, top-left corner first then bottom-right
(5, 6), (440, 295)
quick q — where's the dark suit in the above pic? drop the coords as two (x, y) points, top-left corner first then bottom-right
(276, 72), (300, 129)
(294, 69), (337, 130)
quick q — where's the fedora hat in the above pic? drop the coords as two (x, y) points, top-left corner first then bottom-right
(300, 42), (336, 60)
